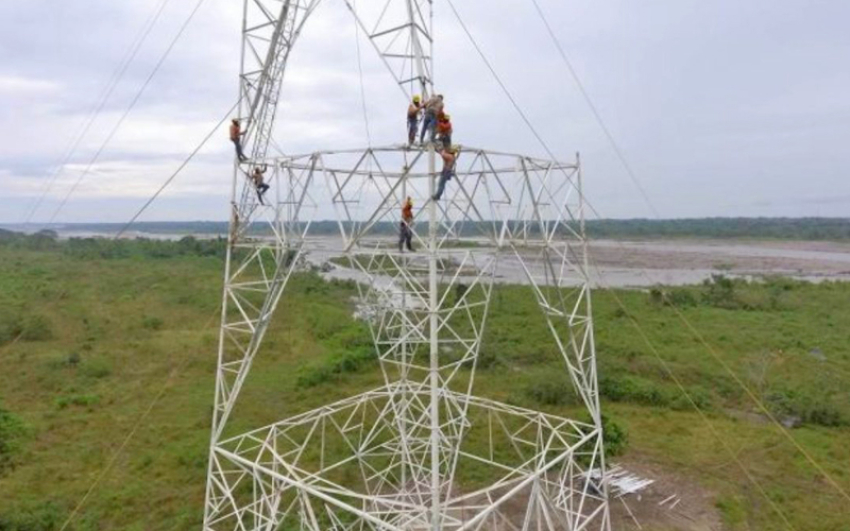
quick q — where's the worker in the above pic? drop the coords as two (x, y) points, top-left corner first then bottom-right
(229, 119), (247, 162)
(436, 113), (452, 150)
(251, 164), (270, 204)
(419, 94), (444, 144)
(407, 95), (423, 146)
(432, 145), (459, 201)
(398, 196), (414, 252)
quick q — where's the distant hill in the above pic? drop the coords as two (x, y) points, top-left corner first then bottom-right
(4, 217), (850, 241)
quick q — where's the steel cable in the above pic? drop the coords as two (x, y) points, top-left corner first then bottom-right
(589, 258), (797, 530)
(445, 0), (849, 513)
(23, 0), (173, 224)
(45, 0), (211, 225)
(525, 0), (850, 504)
(528, 0), (660, 218)
(113, 98), (241, 240)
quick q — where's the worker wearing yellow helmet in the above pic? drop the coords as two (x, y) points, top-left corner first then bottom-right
(407, 95), (423, 146)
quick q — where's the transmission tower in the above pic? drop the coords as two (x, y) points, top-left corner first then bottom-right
(202, 1), (611, 530)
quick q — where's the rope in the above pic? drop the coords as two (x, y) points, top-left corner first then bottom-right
(113, 98), (241, 240)
(23, 0), (173, 225)
(45, 0), (210, 225)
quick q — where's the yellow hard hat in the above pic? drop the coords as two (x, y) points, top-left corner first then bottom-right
(413, 95), (421, 103)
(444, 113), (451, 121)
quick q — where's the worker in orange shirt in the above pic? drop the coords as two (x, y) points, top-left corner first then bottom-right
(399, 196), (414, 252)
(436, 113), (452, 150)
(229, 119), (247, 162)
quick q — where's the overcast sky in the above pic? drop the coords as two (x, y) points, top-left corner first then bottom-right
(1, 0), (848, 224)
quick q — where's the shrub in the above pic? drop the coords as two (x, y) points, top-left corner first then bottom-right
(23, 314), (54, 341)
(296, 347), (375, 388)
(648, 287), (664, 306)
(475, 348), (500, 369)
(601, 415), (628, 457)
(599, 375), (674, 407)
(576, 414), (628, 460)
(80, 359), (111, 379)
(666, 288), (698, 307)
(648, 287), (698, 308)
(0, 502), (63, 531)
(1, 313), (55, 343)
(524, 372), (577, 406)
(0, 406), (25, 475)
(142, 316), (164, 330)
(702, 274), (739, 309)
(670, 386), (712, 411)
(56, 394), (100, 410)
(807, 406), (843, 427)
(454, 283), (469, 304)
(765, 389), (846, 428)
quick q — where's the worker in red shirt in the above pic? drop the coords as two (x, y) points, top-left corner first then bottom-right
(229, 119), (247, 162)
(399, 196), (414, 252)
(436, 113), (453, 150)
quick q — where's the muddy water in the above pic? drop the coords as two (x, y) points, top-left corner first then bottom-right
(309, 237), (850, 288)
(49, 229), (850, 287)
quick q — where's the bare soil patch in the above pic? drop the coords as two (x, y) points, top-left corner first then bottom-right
(609, 458), (724, 531)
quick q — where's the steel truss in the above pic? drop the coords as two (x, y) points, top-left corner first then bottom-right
(205, 2), (609, 530)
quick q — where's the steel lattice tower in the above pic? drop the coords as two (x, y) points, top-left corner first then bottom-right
(202, 1), (611, 530)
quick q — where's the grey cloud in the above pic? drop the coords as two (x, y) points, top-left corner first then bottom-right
(1, 0), (849, 223)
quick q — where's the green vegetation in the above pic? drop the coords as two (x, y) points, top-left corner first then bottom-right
(586, 217), (850, 241)
(0, 232), (849, 529)
(0, 405), (25, 476)
(8, 215), (850, 240)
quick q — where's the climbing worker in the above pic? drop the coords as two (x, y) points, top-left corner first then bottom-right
(229, 119), (247, 162)
(407, 95), (423, 146)
(398, 196), (414, 252)
(419, 94), (444, 144)
(436, 113), (453, 150)
(251, 164), (270, 204)
(433, 145), (459, 201)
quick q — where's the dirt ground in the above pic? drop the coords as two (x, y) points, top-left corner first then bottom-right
(608, 458), (724, 531)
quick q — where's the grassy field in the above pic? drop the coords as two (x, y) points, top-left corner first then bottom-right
(1, 237), (849, 530)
